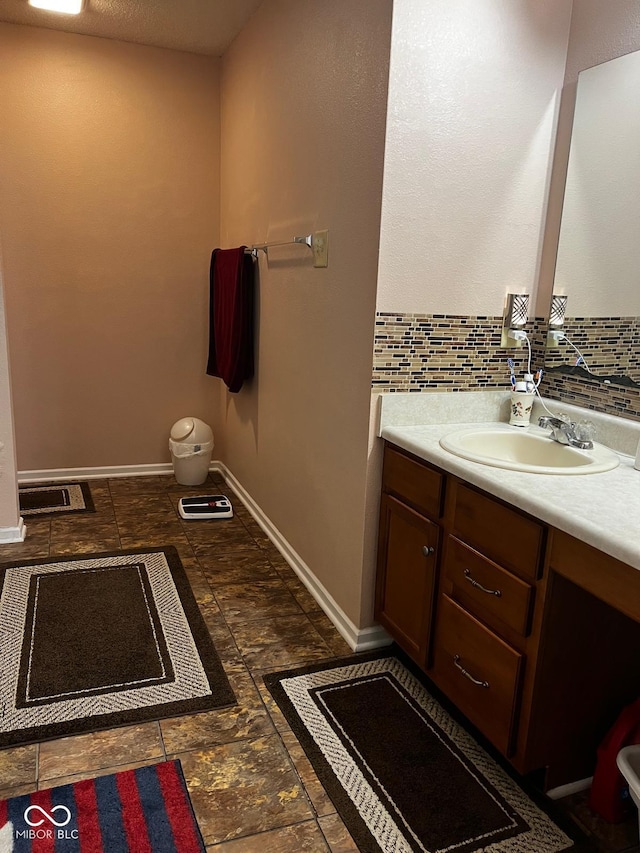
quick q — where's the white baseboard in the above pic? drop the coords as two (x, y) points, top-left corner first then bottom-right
(352, 624), (394, 650)
(219, 463), (392, 653)
(17, 460), (231, 484)
(0, 517), (26, 543)
(18, 462), (175, 483)
(546, 777), (593, 800)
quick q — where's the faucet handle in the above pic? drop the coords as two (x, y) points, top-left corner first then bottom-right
(538, 415), (564, 429)
(538, 413), (575, 430)
(574, 419), (596, 443)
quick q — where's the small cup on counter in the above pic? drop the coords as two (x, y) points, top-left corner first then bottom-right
(509, 391), (535, 427)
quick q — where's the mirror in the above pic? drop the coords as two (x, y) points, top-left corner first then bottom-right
(546, 49), (640, 389)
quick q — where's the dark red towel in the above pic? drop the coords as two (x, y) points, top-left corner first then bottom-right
(206, 247), (255, 393)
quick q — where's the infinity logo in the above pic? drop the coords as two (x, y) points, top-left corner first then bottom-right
(24, 805), (72, 827)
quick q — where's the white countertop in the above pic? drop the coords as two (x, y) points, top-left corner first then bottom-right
(378, 392), (640, 572)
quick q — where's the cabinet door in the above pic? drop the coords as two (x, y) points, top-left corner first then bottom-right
(375, 494), (439, 666)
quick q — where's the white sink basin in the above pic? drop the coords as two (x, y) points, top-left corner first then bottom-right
(439, 425), (620, 475)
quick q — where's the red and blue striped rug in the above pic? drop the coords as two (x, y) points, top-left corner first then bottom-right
(0, 760), (204, 852)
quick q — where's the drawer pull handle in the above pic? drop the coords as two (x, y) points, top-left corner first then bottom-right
(422, 545), (435, 557)
(453, 654), (489, 688)
(464, 568), (502, 597)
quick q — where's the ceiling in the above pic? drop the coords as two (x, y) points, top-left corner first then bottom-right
(0, 0), (264, 56)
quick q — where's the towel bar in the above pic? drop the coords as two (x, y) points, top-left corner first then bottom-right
(246, 234), (313, 257)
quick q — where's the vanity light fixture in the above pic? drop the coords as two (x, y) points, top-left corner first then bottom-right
(28, 0), (83, 13)
(501, 292), (529, 348)
(550, 294), (568, 327)
(547, 294), (568, 347)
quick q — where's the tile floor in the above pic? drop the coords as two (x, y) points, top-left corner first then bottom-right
(0, 473), (637, 852)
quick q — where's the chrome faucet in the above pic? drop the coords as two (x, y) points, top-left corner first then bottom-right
(538, 416), (594, 450)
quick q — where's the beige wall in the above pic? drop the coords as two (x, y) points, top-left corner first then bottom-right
(536, 0), (640, 314)
(0, 24), (220, 470)
(217, 0), (392, 628)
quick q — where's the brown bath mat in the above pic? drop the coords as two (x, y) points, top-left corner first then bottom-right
(18, 481), (95, 517)
(265, 655), (590, 853)
(0, 546), (235, 748)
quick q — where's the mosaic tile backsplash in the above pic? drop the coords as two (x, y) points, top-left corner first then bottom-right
(542, 371), (640, 421)
(544, 317), (640, 382)
(372, 312), (640, 422)
(543, 316), (640, 421)
(372, 313), (539, 392)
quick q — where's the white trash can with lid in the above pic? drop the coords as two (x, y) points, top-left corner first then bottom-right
(169, 418), (214, 485)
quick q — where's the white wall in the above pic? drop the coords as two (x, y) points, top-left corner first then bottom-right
(537, 0), (640, 315)
(553, 51), (640, 316)
(376, 0), (573, 316)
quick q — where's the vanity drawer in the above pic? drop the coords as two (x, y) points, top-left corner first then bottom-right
(452, 483), (545, 581)
(383, 445), (444, 520)
(445, 537), (534, 637)
(431, 595), (523, 755)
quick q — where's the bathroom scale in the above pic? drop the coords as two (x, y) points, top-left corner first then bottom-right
(178, 495), (234, 520)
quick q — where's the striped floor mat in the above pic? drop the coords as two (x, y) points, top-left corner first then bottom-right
(0, 760), (204, 852)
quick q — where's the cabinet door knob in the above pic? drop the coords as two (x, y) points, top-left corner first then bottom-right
(453, 654), (489, 688)
(463, 568), (502, 597)
(422, 545), (435, 557)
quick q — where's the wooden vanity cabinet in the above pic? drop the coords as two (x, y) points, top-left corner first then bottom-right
(375, 441), (640, 786)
